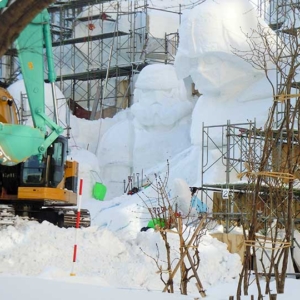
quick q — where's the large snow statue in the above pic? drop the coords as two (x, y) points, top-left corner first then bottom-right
(174, 0), (275, 184)
(96, 64), (193, 199)
(131, 64), (193, 172)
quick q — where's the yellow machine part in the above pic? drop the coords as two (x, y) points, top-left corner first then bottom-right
(18, 186), (77, 205)
(63, 159), (79, 195)
(17, 160), (80, 205)
(65, 160), (78, 178)
(0, 87), (18, 124)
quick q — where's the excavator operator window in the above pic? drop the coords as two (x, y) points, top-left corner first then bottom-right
(22, 155), (45, 184)
(53, 142), (63, 167)
(50, 139), (65, 187)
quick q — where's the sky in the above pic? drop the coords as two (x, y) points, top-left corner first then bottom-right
(2, 0), (300, 299)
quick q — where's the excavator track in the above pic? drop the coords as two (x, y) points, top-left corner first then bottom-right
(58, 208), (91, 228)
(0, 205), (91, 228)
(0, 205), (16, 226)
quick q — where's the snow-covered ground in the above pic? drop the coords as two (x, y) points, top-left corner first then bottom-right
(2, 0), (300, 299)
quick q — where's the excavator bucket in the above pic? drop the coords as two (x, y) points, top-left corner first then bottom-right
(0, 123), (44, 165)
(0, 0), (8, 8)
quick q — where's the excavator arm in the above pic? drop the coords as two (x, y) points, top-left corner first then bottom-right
(0, 5), (92, 228)
(0, 9), (63, 166)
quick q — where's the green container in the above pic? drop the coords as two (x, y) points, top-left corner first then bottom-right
(92, 182), (107, 201)
(147, 218), (165, 229)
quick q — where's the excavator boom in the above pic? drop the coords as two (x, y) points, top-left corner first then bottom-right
(0, 9), (63, 166)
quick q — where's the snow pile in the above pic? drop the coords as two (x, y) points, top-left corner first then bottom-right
(0, 205), (241, 291)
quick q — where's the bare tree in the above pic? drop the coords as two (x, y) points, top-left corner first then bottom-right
(138, 164), (208, 296)
(232, 2), (300, 298)
(0, 0), (56, 58)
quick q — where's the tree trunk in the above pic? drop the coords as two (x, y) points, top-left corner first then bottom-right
(0, 0), (56, 57)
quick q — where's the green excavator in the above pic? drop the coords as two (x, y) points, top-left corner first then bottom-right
(0, 9), (90, 227)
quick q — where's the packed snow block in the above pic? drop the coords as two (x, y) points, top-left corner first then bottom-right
(211, 233), (245, 262)
(92, 182), (107, 201)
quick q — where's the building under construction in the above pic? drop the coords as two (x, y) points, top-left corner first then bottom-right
(0, 0), (182, 121)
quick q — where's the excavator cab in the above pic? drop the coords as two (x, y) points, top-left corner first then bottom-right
(21, 136), (67, 188)
(22, 155), (45, 185)
(0, 134), (88, 227)
(0, 136), (68, 194)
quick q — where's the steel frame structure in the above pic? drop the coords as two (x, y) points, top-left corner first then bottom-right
(0, 0), (181, 120)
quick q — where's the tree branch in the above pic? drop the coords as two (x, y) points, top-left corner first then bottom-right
(0, 0), (55, 58)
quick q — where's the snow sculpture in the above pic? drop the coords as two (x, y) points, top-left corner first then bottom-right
(96, 64), (193, 199)
(174, 0), (275, 184)
(131, 64), (193, 172)
(96, 111), (134, 199)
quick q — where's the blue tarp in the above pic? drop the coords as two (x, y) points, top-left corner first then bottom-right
(191, 196), (207, 213)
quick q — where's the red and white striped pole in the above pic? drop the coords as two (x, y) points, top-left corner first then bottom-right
(70, 178), (83, 276)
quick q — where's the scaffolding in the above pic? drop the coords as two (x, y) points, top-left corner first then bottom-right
(0, 0), (181, 121)
(200, 121), (266, 232)
(200, 120), (300, 236)
(199, 1), (300, 237)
